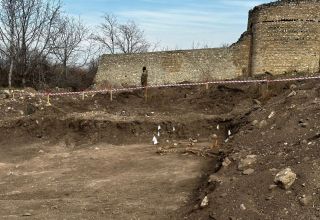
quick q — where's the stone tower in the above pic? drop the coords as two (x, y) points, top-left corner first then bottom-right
(248, 0), (320, 75)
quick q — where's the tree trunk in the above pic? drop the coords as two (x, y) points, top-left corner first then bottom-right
(22, 74), (26, 87)
(63, 59), (68, 79)
(8, 59), (13, 88)
(20, 32), (27, 87)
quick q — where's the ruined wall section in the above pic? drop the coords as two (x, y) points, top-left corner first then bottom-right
(231, 31), (252, 77)
(249, 0), (320, 75)
(96, 48), (245, 87)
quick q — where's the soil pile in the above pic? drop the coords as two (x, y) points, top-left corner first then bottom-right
(183, 80), (320, 220)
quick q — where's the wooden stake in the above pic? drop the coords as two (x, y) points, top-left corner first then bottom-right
(110, 87), (113, 101)
(212, 135), (219, 149)
(46, 94), (51, 106)
(209, 134), (218, 149)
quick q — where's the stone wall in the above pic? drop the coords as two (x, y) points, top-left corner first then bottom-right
(96, 47), (247, 87)
(95, 0), (320, 86)
(248, 0), (320, 75)
(230, 32), (252, 77)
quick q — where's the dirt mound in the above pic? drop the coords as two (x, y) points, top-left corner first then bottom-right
(182, 81), (320, 220)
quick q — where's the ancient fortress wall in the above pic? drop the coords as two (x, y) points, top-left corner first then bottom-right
(249, 0), (320, 75)
(96, 43), (249, 87)
(95, 0), (320, 87)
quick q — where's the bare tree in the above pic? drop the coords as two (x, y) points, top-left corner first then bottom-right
(0, 0), (62, 87)
(17, 0), (61, 86)
(0, 0), (19, 88)
(116, 20), (150, 54)
(220, 43), (230, 48)
(53, 16), (88, 78)
(92, 14), (152, 54)
(91, 14), (118, 54)
(7, 1), (14, 88)
(191, 41), (210, 49)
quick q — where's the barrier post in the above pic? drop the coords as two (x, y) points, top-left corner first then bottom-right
(266, 77), (271, 98)
(46, 94), (51, 106)
(211, 134), (219, 149)
(259, 78), (269, 98)
(81, 92), (85, 100)
(205, 82), (209, 93)
(110, 86), (113, 101)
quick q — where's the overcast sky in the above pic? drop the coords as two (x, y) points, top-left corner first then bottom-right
(64, 0), (271, 49)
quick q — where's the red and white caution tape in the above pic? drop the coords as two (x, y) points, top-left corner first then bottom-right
(31, 75), (320, 97)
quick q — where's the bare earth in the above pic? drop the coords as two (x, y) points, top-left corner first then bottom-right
(0, 140), (212, 219)
(0, 74), (319, 219)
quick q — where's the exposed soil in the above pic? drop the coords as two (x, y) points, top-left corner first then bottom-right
(182, 80), (320, 220)
(0, 76), (319, 219)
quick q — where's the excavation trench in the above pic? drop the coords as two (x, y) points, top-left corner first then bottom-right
(0, 84), (262, 219)
(0, 112), (251, 219)
(1, 114), (239, 146)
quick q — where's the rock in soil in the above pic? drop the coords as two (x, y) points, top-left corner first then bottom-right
(242, 168), (255, 175)
(258, 120), (268, 128)
(269, 184), (278, 190)
(200, 196), (209, 208)
(0, 94), (8, 99)
(240, 204), (246, 211)
(238, 155), (257, 170)
(222, 157), (232, 167)
(208, 175), (223, 184)
(299, 196), (311, 206)
(274, 168), (296, 190)
(251, 120), (259, 126)
(287, 90), (297, 98)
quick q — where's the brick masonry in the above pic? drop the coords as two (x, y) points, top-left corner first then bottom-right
(95, 0), (320, 87)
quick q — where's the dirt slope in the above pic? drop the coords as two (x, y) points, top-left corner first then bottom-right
(184, 81), (320, 220)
